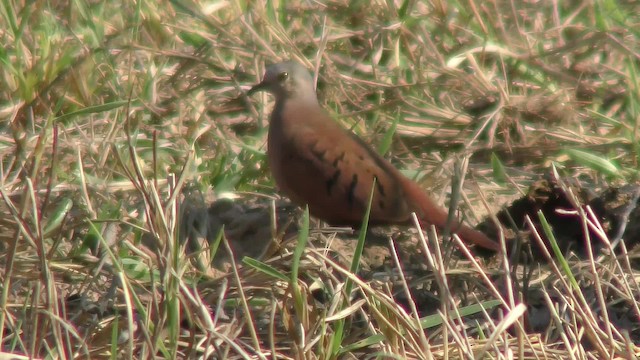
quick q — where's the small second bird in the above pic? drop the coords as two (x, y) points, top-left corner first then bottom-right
(248, 61), (500, 252)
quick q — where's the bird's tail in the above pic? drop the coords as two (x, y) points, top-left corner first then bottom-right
(399, 177), (501, 252)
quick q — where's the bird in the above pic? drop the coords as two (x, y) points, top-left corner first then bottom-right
(247, 61), (500, 252)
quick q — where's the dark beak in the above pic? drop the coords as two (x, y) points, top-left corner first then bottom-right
(247, 81), (267, 96)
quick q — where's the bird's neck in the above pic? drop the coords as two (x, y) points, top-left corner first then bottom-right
(272, 95), (319, 125)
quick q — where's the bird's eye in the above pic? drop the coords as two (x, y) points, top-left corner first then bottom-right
(277, 72), (288, 82)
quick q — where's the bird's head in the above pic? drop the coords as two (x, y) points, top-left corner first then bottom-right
(248, 61), (317, 103)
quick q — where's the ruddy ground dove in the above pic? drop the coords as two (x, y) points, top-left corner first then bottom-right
(248, 61), (500, 252)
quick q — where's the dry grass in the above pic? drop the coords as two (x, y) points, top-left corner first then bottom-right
(1, 0), (639, 358)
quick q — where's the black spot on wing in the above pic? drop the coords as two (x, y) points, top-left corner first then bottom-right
(310, 147), (326, 162)
(332, 152), (346, 167)
(326, 169), (341, 195)
(347, 132), (398, 177)
(375, 176), (385, 196)
(346, 174), (358, 208)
